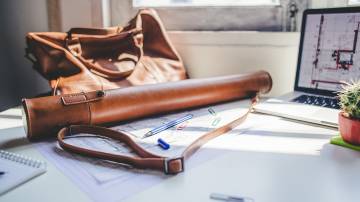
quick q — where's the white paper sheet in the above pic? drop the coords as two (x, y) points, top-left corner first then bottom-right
(35, 99), (253, 202)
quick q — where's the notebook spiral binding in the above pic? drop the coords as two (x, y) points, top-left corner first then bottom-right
(0, 150), (45, 168)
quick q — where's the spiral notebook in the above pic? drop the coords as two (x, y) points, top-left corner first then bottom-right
(0, 150), (46, 195)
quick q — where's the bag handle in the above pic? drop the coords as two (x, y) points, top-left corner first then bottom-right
(65, 27), (144, 79)
(76, 29), (143, 79)
(64, 12), (145, 79)
(57, 94), (258, 175)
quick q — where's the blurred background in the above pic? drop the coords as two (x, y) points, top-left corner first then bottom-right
(0, 0), (358, 111)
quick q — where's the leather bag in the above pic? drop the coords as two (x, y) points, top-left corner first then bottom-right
(25, 9), (187, 95)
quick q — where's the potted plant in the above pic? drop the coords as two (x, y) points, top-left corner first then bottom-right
(338, 81), (360, 145)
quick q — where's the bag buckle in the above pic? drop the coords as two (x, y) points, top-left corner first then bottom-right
(163, 157), (184, 175)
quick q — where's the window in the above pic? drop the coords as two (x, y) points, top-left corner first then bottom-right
(133, 0), (280, 7)
(110, 0), (309, 32)
(348, 0), (360, 5)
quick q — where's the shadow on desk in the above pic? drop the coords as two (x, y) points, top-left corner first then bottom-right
(0, 114), (22, 119)
(151, 125), (334, 140)
(241, 129), (333, 140)
(0, 126), (29, 149)
(0, 124), (334, 152)
(320, 143), (360, 162)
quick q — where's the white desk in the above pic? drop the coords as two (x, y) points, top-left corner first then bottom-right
(0, 105), (360, 202)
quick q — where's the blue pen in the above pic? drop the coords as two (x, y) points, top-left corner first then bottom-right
(157, 138), (170, 150)
(143, 114), (193, 138)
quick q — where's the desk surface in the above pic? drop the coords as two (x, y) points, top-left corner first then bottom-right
(0, 105), (360, 202)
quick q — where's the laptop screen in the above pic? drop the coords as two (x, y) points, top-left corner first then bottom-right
(296, 8), (360, 94)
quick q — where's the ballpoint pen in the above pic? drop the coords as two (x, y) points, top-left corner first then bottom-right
(143, 114), (193, 138)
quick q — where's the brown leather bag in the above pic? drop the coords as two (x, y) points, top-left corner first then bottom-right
(25, 9), (187, 95)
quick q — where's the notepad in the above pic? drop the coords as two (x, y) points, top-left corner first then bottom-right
(0, 150), (46, 195)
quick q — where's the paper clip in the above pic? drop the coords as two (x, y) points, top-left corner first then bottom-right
(212, 117), (221, 126)
(208, 108), (217, 116)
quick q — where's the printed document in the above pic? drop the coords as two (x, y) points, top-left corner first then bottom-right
(36, 100), (252, 202)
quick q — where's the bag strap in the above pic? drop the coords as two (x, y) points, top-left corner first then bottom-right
(57, 94), (258, 175)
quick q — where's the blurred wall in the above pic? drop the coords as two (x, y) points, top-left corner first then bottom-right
(60, 0), (103, 31)
(169, 32), (300, 97)
(0, 0), (50, 111)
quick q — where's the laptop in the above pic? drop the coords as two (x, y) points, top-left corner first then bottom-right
(254, 7), (360, 128)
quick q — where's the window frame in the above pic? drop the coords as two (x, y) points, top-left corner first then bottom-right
(109, 0), (309, 32)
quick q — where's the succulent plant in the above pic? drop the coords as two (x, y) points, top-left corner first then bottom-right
(338, 81), (360, 119)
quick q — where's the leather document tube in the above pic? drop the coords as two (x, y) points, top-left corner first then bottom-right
(22, 71), (272, 140)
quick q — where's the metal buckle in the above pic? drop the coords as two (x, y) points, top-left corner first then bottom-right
(163, 157), (184, 175)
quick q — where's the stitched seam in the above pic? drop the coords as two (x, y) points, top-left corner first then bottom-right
(82, 92), (92, 125)
(87, 101), (92, 125)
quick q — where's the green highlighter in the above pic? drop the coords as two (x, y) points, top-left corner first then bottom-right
(330, 135), (360, 151)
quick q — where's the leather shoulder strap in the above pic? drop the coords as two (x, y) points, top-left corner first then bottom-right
(57, 95), (258, 174)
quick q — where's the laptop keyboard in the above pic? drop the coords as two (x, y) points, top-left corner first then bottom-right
(291, 94), (340, 109)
